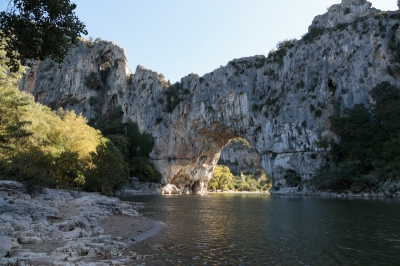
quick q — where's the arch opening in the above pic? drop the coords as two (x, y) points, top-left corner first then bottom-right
(213, 137), (271, 192)
(160, 134), (270, 194)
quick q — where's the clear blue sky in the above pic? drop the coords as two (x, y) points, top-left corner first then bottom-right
(1, 0), (397, 82)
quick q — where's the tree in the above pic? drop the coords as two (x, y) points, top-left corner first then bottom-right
(85, 140), (129, 195)
(256, 170), (272, 191)
(0, 46), (31, 154)
(0, 0), (87, 72)
(208, 165), (233, 191)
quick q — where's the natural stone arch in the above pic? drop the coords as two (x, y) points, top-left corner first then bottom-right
(122, 55), (338, 195)
(17, 1), (393, 195)
(218, 137), (263, 176)
(149, 76), (266, 194)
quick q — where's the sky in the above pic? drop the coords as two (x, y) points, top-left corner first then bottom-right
(0, 0), (397, 82)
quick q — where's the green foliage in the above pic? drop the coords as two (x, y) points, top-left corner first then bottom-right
(0, 88), (107, 192)
(296, 80), (305, 89)
(42, 60), (55, 72)
(60, 96), (79, 108)
(311, 82), (400, 192)
(86, 37), (94, 47)
(314, 135), (330, 150)
(229, 138), (252, 149)
(267, 39), (295, 66)
(254, 55), (266, 69)
(88, 96), (99, 106)
(0, 47), (133, 193)
(127, 74), (134, 85)
(0, 0), (87, 72)
(126, 122), (155, 158)
(93, 106), (161, 183)
(257, 171), (273, 191)
(335, 23), (349, 31)
(129, 157), (161, 183)
(0, 82), (32, 153)
(302, 26), (325, 42)
(84, 72), (102, 90)
(387, 24), (400, 76)
(85, 140), (128, 195)
(252, 104), (259, 112)
(223, 170), (272, 192)
(208, 165), (233, 191)
(106, 134), (130, 158)
(163, 82), (183, 113)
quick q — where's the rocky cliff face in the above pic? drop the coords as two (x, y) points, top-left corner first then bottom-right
(20, 0), (400, 193)
(218, 138), (262, 175)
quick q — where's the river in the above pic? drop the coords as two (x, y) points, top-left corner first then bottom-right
(120, 193), (400, 265)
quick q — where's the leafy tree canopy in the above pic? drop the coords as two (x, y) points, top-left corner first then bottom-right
(0, 0), (87, 72)
(0, 42), (31, 153)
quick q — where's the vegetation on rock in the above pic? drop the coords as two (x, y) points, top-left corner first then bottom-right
(91, 106), (162, 184)
(311, 82), (400, 193)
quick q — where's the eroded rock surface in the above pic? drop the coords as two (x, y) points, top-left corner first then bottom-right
(0, 181), (158, 265)
(19, 0), (400, 193)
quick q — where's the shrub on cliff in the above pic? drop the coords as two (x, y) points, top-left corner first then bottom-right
(302, 26), (325, 42)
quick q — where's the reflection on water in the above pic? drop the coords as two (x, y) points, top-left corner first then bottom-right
(121, 194), (400, 265)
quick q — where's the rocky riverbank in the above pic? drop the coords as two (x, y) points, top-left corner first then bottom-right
(116, 177), (161, 196)
(0, 181), (161, 266)
(269, 179), (400, 198)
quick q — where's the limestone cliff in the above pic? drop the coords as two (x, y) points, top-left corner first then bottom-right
(218, 138), (262, 175)
(19, 0), (400, 194)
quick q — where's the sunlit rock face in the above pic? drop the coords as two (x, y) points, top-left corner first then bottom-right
(20, 0), (400, 193)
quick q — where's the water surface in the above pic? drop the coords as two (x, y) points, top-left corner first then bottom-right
(121, 194), (400, 265)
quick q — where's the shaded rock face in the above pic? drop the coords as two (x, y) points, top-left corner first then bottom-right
(20, 1), (400, 193)
(218, 138), (262, 175)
